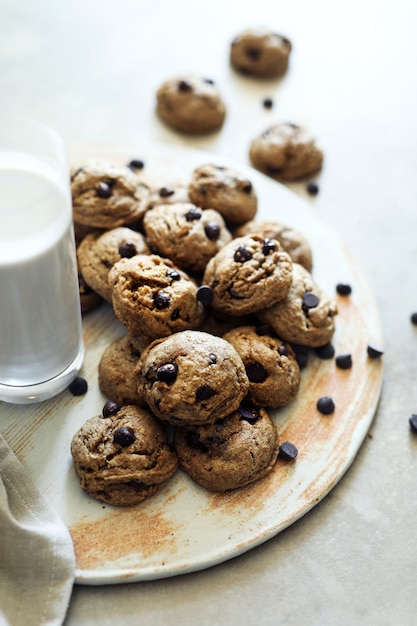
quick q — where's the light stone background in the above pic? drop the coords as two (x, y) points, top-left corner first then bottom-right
(1, 0), (417, 624)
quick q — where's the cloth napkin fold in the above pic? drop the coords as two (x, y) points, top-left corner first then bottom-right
(0, 432), (75, 626)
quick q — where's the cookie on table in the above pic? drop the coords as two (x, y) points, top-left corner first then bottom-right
(188, 163), (257, 226)
(174, 404), (279, 492)
(257, 262), (338, 347)
(249, 122), (323, 181)
(230, 27), (292, 79)
(202, 234), (293, 316)
(70, 404), (178, 507)
(109, 254), (205, 340)
(156, 75), (226, 134)
(77, 227), (150, 302)
(136, 330), (249, 426)
(98, 333), (150, 406)
(146, 183), (190, 210)
(71, 160), (151, 228)
(142, 203), (232, 275)
(223, 325), (300, 408)
(234, 219), (313, 272)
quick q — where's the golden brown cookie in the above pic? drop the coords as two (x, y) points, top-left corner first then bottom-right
(230, 27), (292, 78)
(257, 263), (338, 347)
(188, 163), (258, 225)
(136, 330), (250, 426)
(109, 254), (205, 340)
(156, 75), (226, 134)
(70, 404), (178, 506)
(202, 234), (293, 316)
(174, 405), (279, 492)
(249, 122), (323, 181)
(223, 325), (300, 408)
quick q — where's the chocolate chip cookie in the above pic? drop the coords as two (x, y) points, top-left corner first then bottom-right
(136, 330), (250, 426)
(70, 404), (178, 506)
(230, 27), (292, 78)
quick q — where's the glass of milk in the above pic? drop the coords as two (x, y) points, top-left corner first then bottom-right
(0, 116), (84, 403)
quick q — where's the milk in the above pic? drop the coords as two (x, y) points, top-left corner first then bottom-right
(0, 151), (83, 397)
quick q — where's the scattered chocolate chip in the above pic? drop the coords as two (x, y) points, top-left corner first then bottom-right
(263, 98), (274, 109)
(102, 401), (120, 417)
(118, 242), (137, 258)
(186, 430), (208, 452)
(185, 207), (201, 221)
(279, 441), (298, 461)
(234, 245), (252, 263)
(127, 158), (144, 170)
(409, 414), (417, 434)
(113, 426), (136, 447)
(315, 343), (335, 359)
(96, 181), (112, 198)
(367, 344), (384, 359)
(156, 363), (178, 383)
(336, 283), (352, 296)
(69, 376), (88, 396)
(204, 223), (221, 240)
(178, 79), (192, 92)
(197, 285), (214, 307)
(204, 78), (215, 85)
(410, 312), (417, 325)
(209, 353), (217, 364)
(241, 182), (253, 194)
(291, 344), (309, 369)
(167, 268), (180, 281)
(262, 238), (276, 255)
(153, 290), (171, 309)
(335, 353), (353, 369)
(302, 292), (319, 310)
(245, 361), (267, 383)
(196, 385), (216, 401)
(158, 186), (174, 198)
(317, 396), (335, 415)
(307, 181), (319, 196)
(238, 404), (259, 423)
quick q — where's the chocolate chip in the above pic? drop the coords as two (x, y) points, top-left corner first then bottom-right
(196, 385), (216, 401)
(336, 283), (352, 296)
(234, 246), (252, 263)
(96, 182), (112, 198)
(411, 312), (417, 325)
(170, 308), (180, 320)
(118, 242), (137, 258)
(69, 376), (88, 396)
(246, 47), (261, 60)
(302, 292), (319, 310)
(245, 361), (267, 383)
(367, 345), (384, 359)
(113, 426), (136, 447)
(241, 182), (253, 193)
(209, 353), (217, 364)
(262, 238), (276, 255)
(197, 285), (214, 307)
(167, 268), (180, 281)
(238, 404), (259, 423)
(228, 287), (245, 299)
(198, 185), (207, 196)
(307, 181), (319, 196)
(127, 158), (144, 170)
(156, 363), (178, 383)
(127, 480), (147, 491)
(279, 441), (298, 461)
(204, 78), (215, 85)
(204, 223), (221, 240)
(178, 80), (192, 92)
(186, 430), (208, 452)
(315, 343), (335, 359)
(102, 401), (120, 417)
(409, 414), (417, 434)
(263, 98), (274, 109)
(256, 324), (274, 337)
(335, 353), (352, 369)
(158, 186), (174, 198)
(153, 290), (171, 309)
(185, 207), (202, 221)
(316, 396), (335, 415)
(278, 344), (288, 357)
(291, 344), (309, 369)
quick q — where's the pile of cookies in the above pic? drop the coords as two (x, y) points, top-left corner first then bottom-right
(70, 155), (337, 507)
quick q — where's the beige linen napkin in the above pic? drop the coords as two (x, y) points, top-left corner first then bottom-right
(0, 432), (75, 626)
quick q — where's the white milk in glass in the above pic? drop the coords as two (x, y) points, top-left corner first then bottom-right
(0, 151), (83, 394)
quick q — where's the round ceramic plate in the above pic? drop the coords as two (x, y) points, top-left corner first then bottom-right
(0, 141), (383, 585)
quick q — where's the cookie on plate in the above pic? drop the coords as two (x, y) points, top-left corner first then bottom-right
(156, 74), (226, 134)
(109, 254), (205, 340)
(71, 160), (151, 228)
(174, 404), (279, 492)
(77, 227), (150, 302)
(223, 325), (300, 408)
(188, 163), (258, 225)
(136, 330), (249, 426)
(98, 333), (150, 406)
(142, 202), (232, 275)
(230, 27), (292, 78)
(257, 262), (338, 347)
(202, 234), (293, 316)
(70, 404), (178, 506)
(249, 122), (323, 181)
(234, 219), (313, 272)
